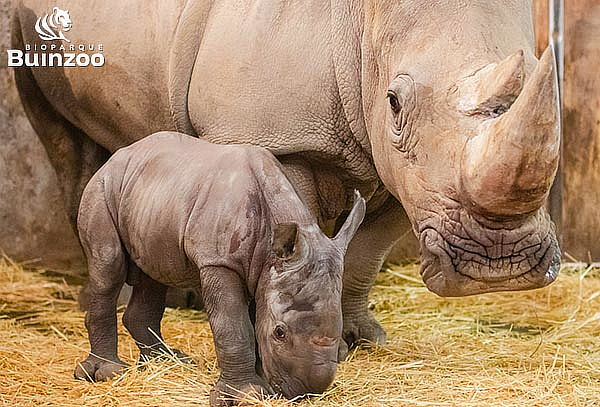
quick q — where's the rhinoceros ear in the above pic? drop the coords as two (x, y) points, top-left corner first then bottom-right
(334, 190), (366, 250)
(272, 223), (298, 259)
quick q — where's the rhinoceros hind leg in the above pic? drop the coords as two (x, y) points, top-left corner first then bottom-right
(75, 190), (129, 381)
(122, 271), (193, 364)
(340, 196), (410, 359)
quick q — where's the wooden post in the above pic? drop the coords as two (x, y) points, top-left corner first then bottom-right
(533, 0), (549, 56)
(561, 1), (600, 261)
(534, 0), (600, 262)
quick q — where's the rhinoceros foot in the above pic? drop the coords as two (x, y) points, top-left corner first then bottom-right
(339, 312), (386, 361)
(74, 355), (129, 382)
(210, 377), (274, 406)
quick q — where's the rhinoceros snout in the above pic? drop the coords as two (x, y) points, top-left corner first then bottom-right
(418, 208), (560, 297)
(274, 360), (337, 399)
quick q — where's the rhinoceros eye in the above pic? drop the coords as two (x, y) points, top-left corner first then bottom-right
(387, 75), (417, 153)
(274, 325), (286, 341)
(387, 90), (401, 114)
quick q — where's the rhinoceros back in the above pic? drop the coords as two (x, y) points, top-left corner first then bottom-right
(93, 132), (265, 288)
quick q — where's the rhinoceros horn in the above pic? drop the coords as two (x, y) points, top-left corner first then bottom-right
(461, 46), (560, 218)
(458, 49), (525, 116)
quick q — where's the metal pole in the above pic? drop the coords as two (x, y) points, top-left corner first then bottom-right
(548, 0), (564, 245)
(550, 0), (564, 97)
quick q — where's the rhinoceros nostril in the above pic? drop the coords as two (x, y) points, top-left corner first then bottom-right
(311, 336), (337, 347)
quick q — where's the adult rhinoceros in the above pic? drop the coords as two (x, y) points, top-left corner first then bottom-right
(12, 0), (560, 354)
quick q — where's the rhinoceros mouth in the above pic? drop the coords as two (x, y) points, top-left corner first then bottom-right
(417, 208), (560, 297)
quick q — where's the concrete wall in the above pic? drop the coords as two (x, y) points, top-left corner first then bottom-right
(0, 0), (83, 272)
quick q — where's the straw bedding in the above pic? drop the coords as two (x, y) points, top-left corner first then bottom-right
(0, 257), (599, 406)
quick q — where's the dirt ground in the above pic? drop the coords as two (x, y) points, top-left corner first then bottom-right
(0, 258), (599, 407)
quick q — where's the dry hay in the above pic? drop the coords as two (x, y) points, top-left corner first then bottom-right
(0, 257), (599, 407)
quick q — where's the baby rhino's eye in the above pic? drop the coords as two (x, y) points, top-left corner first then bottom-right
(274, 325), (286, 341)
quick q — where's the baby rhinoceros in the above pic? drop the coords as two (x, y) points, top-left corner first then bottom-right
(74, 132), (365, 405)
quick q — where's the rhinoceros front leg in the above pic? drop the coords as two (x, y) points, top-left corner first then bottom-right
(340, 196), (410, 359)
(200, 267), (273, 407)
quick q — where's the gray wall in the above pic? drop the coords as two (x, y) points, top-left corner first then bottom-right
(0, 0), (83, 272)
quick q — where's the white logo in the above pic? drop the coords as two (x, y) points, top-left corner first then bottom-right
(35, 7), (72, 43)
(7, 6), (104, 68)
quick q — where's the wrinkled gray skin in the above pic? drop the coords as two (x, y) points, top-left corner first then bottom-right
(14, 0), (560, 368)
(74, 132), (366, 403)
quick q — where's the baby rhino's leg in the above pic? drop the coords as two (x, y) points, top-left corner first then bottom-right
(74, 194), (129, 381)
(122, 269), (192, 363)
(201, 267), (273, 407)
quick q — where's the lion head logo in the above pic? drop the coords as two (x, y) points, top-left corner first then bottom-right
(35, 7), (72, 43)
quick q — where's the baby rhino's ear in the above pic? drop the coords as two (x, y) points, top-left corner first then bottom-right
(272, 223), (298, 259)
